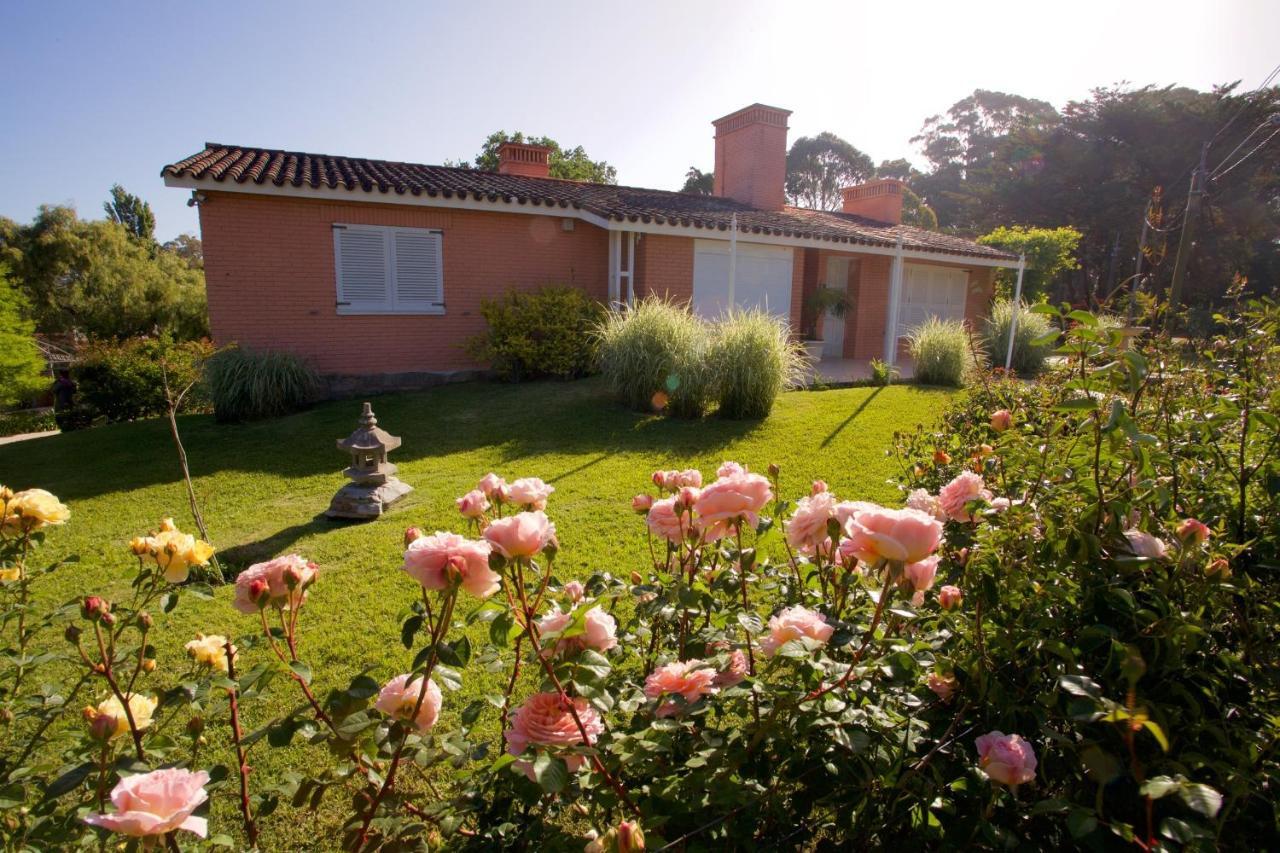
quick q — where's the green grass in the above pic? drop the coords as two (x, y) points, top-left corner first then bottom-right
(0, 377), (956, 849)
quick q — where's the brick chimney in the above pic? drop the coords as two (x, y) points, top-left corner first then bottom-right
(841, 179), (904, 225)
(497, 142), (552, 178)
(712, 103), (791, 210)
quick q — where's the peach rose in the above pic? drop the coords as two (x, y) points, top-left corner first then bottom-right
(94, 693), (158, 740)
(938, 471), (993, 522)
(563, 580), (585, 603)
(2, 488), (70, 533)
(484, 511), (556, 559)
(375, 674), (443, 732)
(839, 505), (943, 565)
(402, 531), (499, 598)
(811, 480), (828, 495)
(694, 470), (773, 540)
(990, 409), (1013, 432)
(938, 585), (963, 611)
(759, 605), (834, 657)
(714, 649), (749, 687)
(645, 497), (687, 544)
(976, 731), (1037, 786)
(906, 489), (947, 522)
(652, 469), (702, 492)
(631, 494), (654, 513)
(716, 461), (746, 477)
(537, 606), (617, 654)
(456, 489), (490, 519)
(904, 555), (939, 606)
(1176, 518), (1210, 545)
(785, 491), (836, 555)
(184, 633), (235, 672)
(233, 554), (317, 614)
(477, 472), (506, 500)
(927, 671), (958, 702)
(1123, 529), (1167, 560)
(509, 477), (554, 510)
(84, 768), (209, 839)
(644, 660), (719, 716)
(506, 692), (603, 756)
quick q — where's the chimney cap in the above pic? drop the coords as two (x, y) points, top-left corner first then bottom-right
(712, 103), (792, 130)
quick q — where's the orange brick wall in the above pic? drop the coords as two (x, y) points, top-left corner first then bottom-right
(713, 125), (788, 211)
(197, 192), (608, 374)
(635, 234), (694, 304)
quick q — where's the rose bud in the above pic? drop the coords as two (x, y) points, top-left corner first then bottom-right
(990, 409), (1013, 432)
(811, 480), (828, 495)
(617, 820), (645, 852)
(934, 449), (952, 465)
(631, 494), (653, 513)
(630, 571), (643, 586)
(1205, 558), (1231, 578)
(129, 537), (151, 556)
(1176, 518), (1211, 545)
(88, 712), (115, 742)
(100, 612), (116, 627)
(564, 580), (585, 604)
(767, 462), (781, 478)
(248, 578), (270, 607)
(142, 659), (157, 673)
(81, 596), (107, 621)
(137, 611), (153, 630)
(64, 624), (83, 644)
(0, 707), (12, 725)
(938, 585), (963, 611)
(0, 486), (12, 502)
(403, 526), (424, 547)
(187, 715), (205, 736)
(283, 564), (304, 590)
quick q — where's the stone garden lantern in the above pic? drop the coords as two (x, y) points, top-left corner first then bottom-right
(326, 402), (412, 519)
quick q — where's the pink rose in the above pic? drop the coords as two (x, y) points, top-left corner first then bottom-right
(477, 472), (507, 500)
(694, 471), (773, 539)
(456, 489), (490, 519)
(760, 605), (834, 657)
(927, 671), (957, 702)
(906, 488), (947, 522)
(402, 532), (500, 598)
(1123, 529), (1167, 560)
(938, 585), (963, 611)
(375, 674), (442, 732)
(484, 511), (556, 559)
(990, 409), (1013, 432)
(676, 485), (701, 511)
(564, 580), (585, 603)
(631, 494), (654, 513)
(1176, 518), (1210, 545)
(509, 477), (554, 510)
(537, 606), (617, 654)
(714, 649), (748, 687)
(989, 497), (1011, 513)
(673, 469), (703, 489)
(811, 480), (828, 495)
(939, 471), (993, 522)
(233, 555), (317, 614)
(976, 731), (1037, 786)
(505, 692), (603, 755)
(904, 555), (939, 606)
(84, 768), (209, 838)
(644, 660), (719, 716)
(785, 491), (836, 555)
(839, 505), (943, 565)
(833, 500), (879, 528)
(645, 497), (687, 544)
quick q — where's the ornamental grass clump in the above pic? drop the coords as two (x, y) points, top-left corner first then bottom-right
(204, 345), (320, 422)
(707, 308), (804, 419)
(980, 299), (1054, 376)
(908, 316), (972, 387)
(594, 297), (712, 418)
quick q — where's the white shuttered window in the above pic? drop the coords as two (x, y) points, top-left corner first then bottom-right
(333, 224), (444, 314)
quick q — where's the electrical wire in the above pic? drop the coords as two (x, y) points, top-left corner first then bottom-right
(1208, 61), (1280, 146)
(1212, 126), (1280, 182)
(1210, 120), (1273, 177)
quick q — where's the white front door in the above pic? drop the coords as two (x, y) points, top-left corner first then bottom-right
(691, 240), (794, 321)
(899, 264), (969, 338)
(822, 257), (850, 358)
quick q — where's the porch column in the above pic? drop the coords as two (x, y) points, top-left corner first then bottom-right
(883, 235), (905, 364)
(608, 231), (621, 304)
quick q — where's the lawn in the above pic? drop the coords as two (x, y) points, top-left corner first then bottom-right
(1, 377), (956, 849)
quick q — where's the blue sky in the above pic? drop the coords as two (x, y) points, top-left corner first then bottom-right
(2, 0), (1276, 241)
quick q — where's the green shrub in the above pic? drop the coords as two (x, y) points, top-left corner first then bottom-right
(467, 286), (603, 381)
(204, 346), (319, 422)
(73, 337), (212, 423)
(869, 358), (897, 387)
(907, 317), (971, 387)
(594, 297), (712, 418)
(0, 409), (56, 437)
(707, 308), (803, 419)
(980, 299), (1054, 377)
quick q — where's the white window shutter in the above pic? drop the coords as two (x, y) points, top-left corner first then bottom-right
(335, 227), (390, 308)
(391, 229), (443, 308)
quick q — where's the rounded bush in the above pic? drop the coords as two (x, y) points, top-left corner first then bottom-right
(204, 346), (319, 422)
(594, 298), (712, 418)
(980, 300), (1053, 376)
(707, 308), (803, 419)
(467, 286), (603, 381)
(908, 317), (972, 387)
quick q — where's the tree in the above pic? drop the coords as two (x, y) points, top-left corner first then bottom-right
(901, 187), (938, 230)
(977, 225), (1082, 301)
(104, 184), (156, 244)
(163, 233), (203, 270)
(681, 167), (714, 195)
(458, 131), (617, 184)
(786, 132), (875, 210)
(875, 158), (921, 182)
(0, 264), (47, 408)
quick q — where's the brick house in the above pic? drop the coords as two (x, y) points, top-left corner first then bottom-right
(162, 104), (1017, 385)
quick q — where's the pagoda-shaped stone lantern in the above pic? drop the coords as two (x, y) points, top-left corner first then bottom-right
(326, 402), (412, 519)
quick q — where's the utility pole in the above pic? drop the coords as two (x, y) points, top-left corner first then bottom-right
(1127, 218), (1148, 324)
(1166, 143), (1209, 328)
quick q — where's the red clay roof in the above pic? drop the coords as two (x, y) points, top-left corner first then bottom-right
(163, 143), (1014, 261)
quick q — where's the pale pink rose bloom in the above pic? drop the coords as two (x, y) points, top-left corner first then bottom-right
(939, 471), (993, 522)
(537, 606), (617, 654)
(675, 469), (703, 489)
(839, 505), (943, 565)
(83, 768), (209, 838)
(759, 605), (834, 657)
(402, 532), (500, 598)
(375, 674), (443, 732)
(990, 409), (1013, 432)
(1177, 518), (1211, 545)
(456, 489), (490, 519)
(904, 555), (939, 607)
(645, 497), (686, 544)
(563, 580), (585, 603)
(694, 471), (773, 539)
(714, 649), (749, 687)
(976, 731), (1038, 786)
(676, 485), (702, 511)
(477, 472), (506, 500)
(927, 671), (957, 702)
(631, 494), (654, 513)
(509, 477), (554, 510)
(1123, 529), (1167, 560)
(716, 461), (745, 477)
(785, 491), (837, 554)
(990, 497), (1011, 513)
(906, 488), (947, 522)
(505, 692), (603, 756)
(233, 554), (317, 614)
(938, 585), (963, 611)
(484, 511), (556, 559)
(652, 470), (673, 491)
(834, 500), (880, 528)
(644, 660), (719, 716)
(811, 480), (828, 495)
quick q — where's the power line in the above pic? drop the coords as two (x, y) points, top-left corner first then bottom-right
(1212, 126), (1280, 182)
(1209, 120), (1273, 176)
(1208, 61), (1280, 146)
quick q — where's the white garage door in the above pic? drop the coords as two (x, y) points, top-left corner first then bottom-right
(692, 240), (793, 321)
(899, 264), (968, 337)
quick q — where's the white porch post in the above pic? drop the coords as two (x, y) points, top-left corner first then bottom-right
(1003, 254), (1027, 371)
(884, 235), (905, 364)
(625, 232), (636, 305)
(608, 231), (621, 304)
(728, 213), (738, 309)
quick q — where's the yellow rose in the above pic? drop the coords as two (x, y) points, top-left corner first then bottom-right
(3, 489), (70, 533)
(0, 567), (21, 582)
(142, 523), (215, 584)
(95, 693), (157, 739)
(185, 633), (235, 672)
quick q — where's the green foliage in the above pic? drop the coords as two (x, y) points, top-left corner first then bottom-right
(467, 286), (603, 381)
(680, 166), (714, 195)
(981, 299), (1054, 376)
(707, 308), (803, 419)
(0, 409), (55, 437)
(977, 225), (1082, 301)
(869, 357), (897, 386)
(786, 132), (875, 210)
(459, 130), (617, 183)
(900, 185), (938, 230)
(594, 297), (712, 418)
(0, 265), (48, 408)
(908, 316), (972, 386)
(73, 336), (212, 423)
(102, 184), (156, 244)
(204, 346), (319, 423)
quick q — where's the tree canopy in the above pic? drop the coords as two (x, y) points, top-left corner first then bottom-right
(977, 225), (1083, 301)
(785, 132), (875, 210)
(0, 264), (48, 408)
(454, 131), (617, 184)
(681, 167), (714, 195)
(104, 184), (156, 244)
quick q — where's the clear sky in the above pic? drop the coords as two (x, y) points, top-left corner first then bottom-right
(2, 0), (1276, 241)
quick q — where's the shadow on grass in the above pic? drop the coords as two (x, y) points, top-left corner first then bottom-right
(217, 512), (362, 573)
(819, 386), (884, 448)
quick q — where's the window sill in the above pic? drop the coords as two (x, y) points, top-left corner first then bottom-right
(336, 306), (446, 316)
